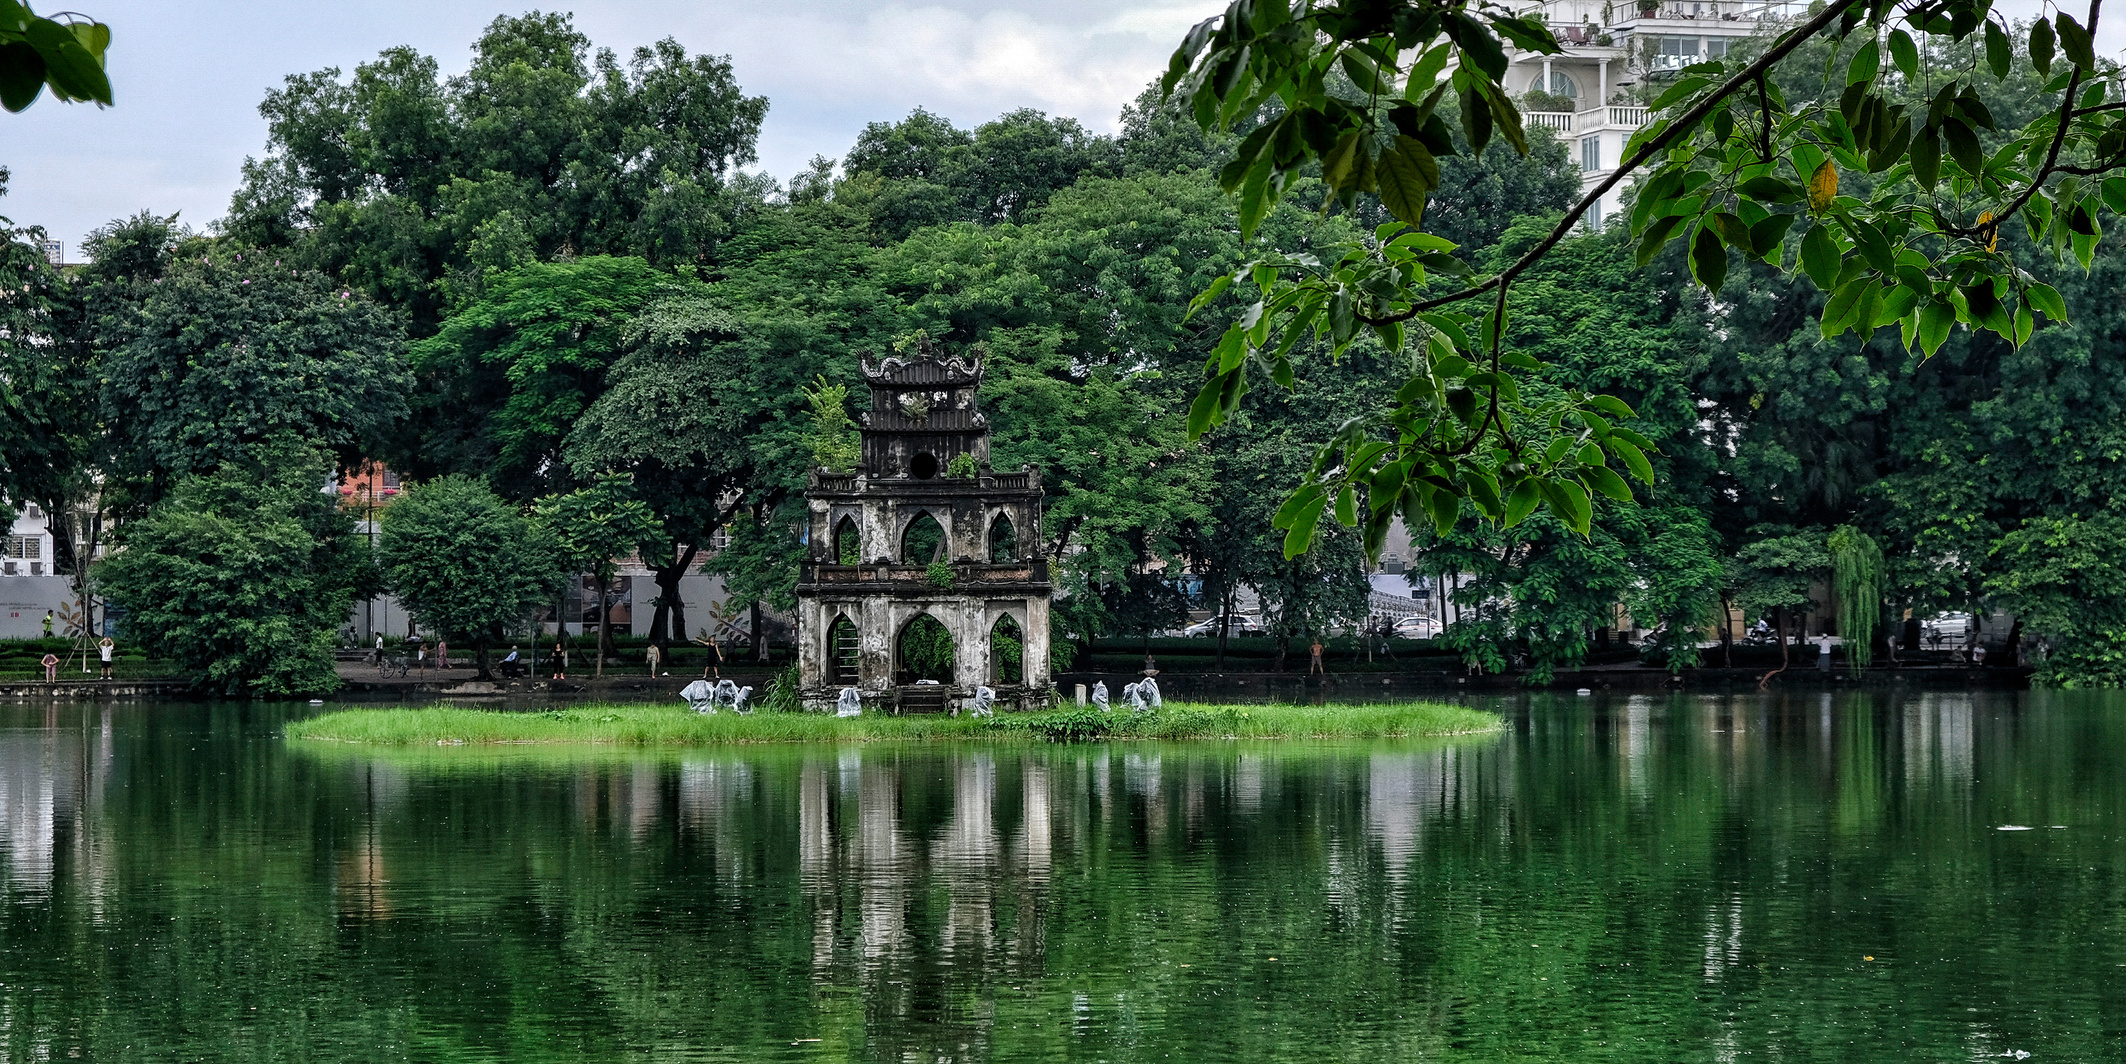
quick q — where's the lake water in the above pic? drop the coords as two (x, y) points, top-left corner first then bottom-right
(0, 691), (2120, 1062)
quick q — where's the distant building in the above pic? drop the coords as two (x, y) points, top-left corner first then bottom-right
(41, 240), (62, 267)
(337, 462), (402, 506)
(1502, 0), (1804, 228)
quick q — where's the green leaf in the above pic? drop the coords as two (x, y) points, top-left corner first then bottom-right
(1585, 465), (1634, 502)
(1840, 215), (1894, 273)
(1941, 118), (1984, 178)
(1820, 275), (1871, 338)
(2030, 18), (2055, 76)
(1738, 175), (1802, 203)
(0, 41), (42, 113)
(1917, 299), (1955, 356)
(1890, 29), (1920, 80)
(1404, 44), (1452, 100)
(1503, 479), (1541, 526)
(1376, 135), (1440, 225)
(1611, 439), (1654, 484)
(1459, 79), (1493, 153)
(1320, 131), (1364, 192)
(1749, 213), (1797, 258)
(1548, 478), (1593, 536)
(1982, 20), (2010, 79)
(2102, 177), (2126, 215)
(1847, 38), (1879, 85)
(2026, 282), (2068, 323)
(1690, 223), (1728, 291)
(2055, 13), (2095, 72)
(1443, 12), (1508, 80)
(1333, 484), (1357, 527)
(1800, 224), (1841, 289)
(1338, 51), (1390, 96)
(1271, 484), (1327, 530)
(1586, 394), (1636, 418)
(1281, 493), (1328, 559)
(1424, 486), (1461, 535)
(1635, 214), (1685, 267)
(1911, 123), (1942, 190)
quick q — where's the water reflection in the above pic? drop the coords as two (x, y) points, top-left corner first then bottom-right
(0, 692), (2116, 1062)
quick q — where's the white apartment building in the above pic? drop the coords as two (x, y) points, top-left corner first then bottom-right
(1502, 0), (1804, 227)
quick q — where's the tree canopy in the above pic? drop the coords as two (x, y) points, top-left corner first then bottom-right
(377, 475), (564, 679)
(1163, 0), (2126, 560)
(96, 456), (370, 696)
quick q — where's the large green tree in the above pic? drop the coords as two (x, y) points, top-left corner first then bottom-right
(96, 456), (372, 696)
(0, 170), (94, 528)
(82, 222), (408, 510)
(407, 255), (672, 496)
(535, 476), (665, 676)
(226, 13), (767, 325)
(377, 476), (563, 680)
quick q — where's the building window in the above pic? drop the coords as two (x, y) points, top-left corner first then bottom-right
(1705, 38), (1729, 57)
(1585, 199), (1605, 232)
(6, 535), (39, 560)
(1543, 69), (1578, 101)
(1581, 136), (1601, 172)
(1654, 36), (1700, 70)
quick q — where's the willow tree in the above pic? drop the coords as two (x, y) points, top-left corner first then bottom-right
(1162, 0), (2126, 553)
(1829, 525), (1885, 672)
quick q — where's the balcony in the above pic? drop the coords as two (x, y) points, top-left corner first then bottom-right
(1525, 105), (1650, 134)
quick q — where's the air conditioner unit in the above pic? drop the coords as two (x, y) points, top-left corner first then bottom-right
(29, 562), (42, 576)
(2, 561), (14, 575)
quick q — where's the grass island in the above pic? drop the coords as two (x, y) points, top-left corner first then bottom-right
(289, 700), (1504, 747)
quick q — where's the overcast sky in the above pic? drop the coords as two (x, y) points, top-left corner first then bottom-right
(1, 0), (2113, 256)
(1, 0), (1223, 254)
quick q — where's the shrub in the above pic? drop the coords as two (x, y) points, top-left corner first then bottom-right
(1027, 707), (1112, 743)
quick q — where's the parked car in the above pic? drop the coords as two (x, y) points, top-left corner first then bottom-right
(1183, 614), (1266, 638)
(1921, 612), (1974, 648)
(1391, 615), (1442, 639)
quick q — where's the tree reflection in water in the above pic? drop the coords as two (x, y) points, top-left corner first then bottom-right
(0, 693), (2117, 1061)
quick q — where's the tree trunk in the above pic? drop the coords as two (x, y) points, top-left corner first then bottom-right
(1719, 593), (1734, 668)
(475, 627), (495, 682)
(650, 544), (699, 656)
(594, 573), (610, 678)
(1215, 582), (1234, 670)
(1758, 605), (1791, 689)
(750, 599), (766, 662)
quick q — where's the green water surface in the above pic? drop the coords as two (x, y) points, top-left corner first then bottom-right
(0, 690), (2120, 1062)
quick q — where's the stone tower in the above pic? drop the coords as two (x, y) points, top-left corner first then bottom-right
(794, 343), (1051, 713)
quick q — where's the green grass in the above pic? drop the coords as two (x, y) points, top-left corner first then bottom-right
(288, 699), (1503, 747)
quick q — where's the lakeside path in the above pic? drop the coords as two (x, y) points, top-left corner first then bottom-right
(289, 701), (1505, 747)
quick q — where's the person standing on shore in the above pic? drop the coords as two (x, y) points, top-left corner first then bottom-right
(41, 652), (58, 682)
(436, 639), (449, 670)
(98, 637), (114, 679)
(646, 642), (662, 677)
(551, 639), (567, 680)
(1309, 638), (1325, 675)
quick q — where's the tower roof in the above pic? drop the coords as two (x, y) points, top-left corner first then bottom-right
(862, 337), (982, 388)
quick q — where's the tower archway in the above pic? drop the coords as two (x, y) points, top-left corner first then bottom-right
(902, 511), (945, 564)
(834, 515), (861, 565)
(988, 513), (1017, 563)
(989, 614), (1024, 684)
(826, 613), (860, 685)
(896, 612), (955, 684)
